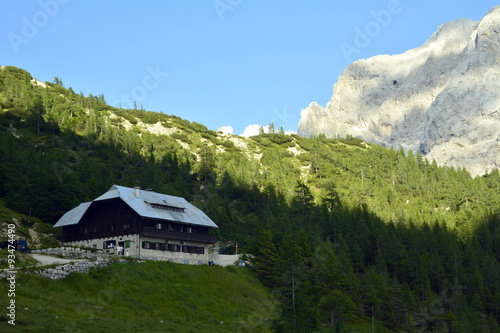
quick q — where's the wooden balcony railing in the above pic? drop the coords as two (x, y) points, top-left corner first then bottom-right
(140, 227), (217, 244)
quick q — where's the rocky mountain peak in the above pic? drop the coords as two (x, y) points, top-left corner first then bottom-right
(299, 7), (500, 177)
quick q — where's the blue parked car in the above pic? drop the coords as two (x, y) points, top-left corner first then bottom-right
(0, 239), (29, 252)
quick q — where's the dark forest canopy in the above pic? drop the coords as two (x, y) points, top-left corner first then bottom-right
(0, 66), (499, 332)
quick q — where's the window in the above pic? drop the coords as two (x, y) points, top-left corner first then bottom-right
(104, 240), (116, 249)
(143, 242), (169, 251)
(186, 227), (192, 234)
(155, 223), (162, 229)
(168, 244), (180, 252)
(180, 246), (204, 254)
(93, 226), (97, 233)
(124, 222), (130, 230)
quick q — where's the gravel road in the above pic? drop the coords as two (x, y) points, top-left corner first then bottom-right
(216, 254), (239, 266)
(29, 254), (82, 266)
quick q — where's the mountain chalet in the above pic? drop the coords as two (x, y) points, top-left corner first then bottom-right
(54, 185), (218, 264)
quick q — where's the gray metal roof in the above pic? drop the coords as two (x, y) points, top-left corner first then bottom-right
(54, 185), (218, 228)
(54, 202), (92, 228)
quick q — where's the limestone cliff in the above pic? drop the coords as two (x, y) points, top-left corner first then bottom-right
(298, 7), (500, 176)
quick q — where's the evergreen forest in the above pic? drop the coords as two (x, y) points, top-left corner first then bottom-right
(0, 66), (499, 332)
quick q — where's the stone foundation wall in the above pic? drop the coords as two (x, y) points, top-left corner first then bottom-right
(137, 236), (209, 264)
(62, 235), (212, 264)
(63, 234), (141, 257)
(33, 257), (120, 280)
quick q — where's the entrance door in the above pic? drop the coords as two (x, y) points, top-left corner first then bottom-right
(118, 241), (125, 255)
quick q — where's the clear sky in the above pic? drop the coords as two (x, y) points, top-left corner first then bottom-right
(1, 1), (496, 136)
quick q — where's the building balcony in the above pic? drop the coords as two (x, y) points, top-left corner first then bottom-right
(140, 227), (217, 244)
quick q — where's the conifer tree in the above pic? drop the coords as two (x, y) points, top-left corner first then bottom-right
(252, 230), (279, 287)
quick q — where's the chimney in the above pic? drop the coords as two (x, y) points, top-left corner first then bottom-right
(134, 186), (140, 198)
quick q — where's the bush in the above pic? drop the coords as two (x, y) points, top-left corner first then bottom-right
(298, 153), (312, 163)
(21, 218), (35, 227)
(250, 136), (263, 143)
(339, 135), (366, 148)
(221, 140), (236, 150)
(36, 222), (56, 235)
(297, 140), (313, 151)
(190, 122), (209, 133)
(140, 111), (162, 124)
(201, 132), (216, 140)
(38, 236), (60, 248)
(114, 111), (138, 125)
(171, 132), (191, 144)
(161, 121), (173, 128)
(267, 134), (293, 145)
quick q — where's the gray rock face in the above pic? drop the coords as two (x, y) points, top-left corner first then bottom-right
(298, 7), (500, 176)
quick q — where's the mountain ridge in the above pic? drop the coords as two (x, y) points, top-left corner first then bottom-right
(298, 6), (500, 177)
(1, 65), (500, 332)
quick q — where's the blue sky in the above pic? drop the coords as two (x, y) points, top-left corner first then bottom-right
(1, 1), (496, 136)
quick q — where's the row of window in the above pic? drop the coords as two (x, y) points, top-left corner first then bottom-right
(141, 241), (205, 254)
(153, 222), (193, 233)
(79, 222), (131, 234)
(77, 221), (205, 235)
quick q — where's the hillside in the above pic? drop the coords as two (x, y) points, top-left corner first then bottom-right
(0, 66), (499, 331)
(298, 6), (500, 177)
(0, 202), (60, 249)
(0, 260), (277, 332)
(1, 66), (498, 233)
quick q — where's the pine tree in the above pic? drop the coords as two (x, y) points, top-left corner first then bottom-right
(252, 230), (279, 287)
(293, 181), (314, 227)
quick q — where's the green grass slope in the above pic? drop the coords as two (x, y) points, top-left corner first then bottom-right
(0, 261), (278, 332)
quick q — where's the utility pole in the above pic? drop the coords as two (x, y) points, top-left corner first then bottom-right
(292, 262), (297, 328)
(372, 304), (375, 333)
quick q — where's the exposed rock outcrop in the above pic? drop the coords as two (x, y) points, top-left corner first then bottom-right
(298, 7), (500, 176)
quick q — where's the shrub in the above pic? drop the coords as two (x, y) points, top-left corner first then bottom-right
(298, 153), (312, 163)
(38, 236), (60, 248)
(171, 132), (191, 143)
(298, 140), (313, 151)
(268, 134), (293, 145)
(36, 222), (56, 235)
(21, 218), (35, 227)
(190, 122), (209, 133)
(221, 140), (236, 150)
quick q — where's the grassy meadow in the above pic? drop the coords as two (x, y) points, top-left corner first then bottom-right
(0, 260), (278, 332)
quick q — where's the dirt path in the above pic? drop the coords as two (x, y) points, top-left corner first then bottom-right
(216, 254), (239, 266)
(29, 254), (83, 266)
